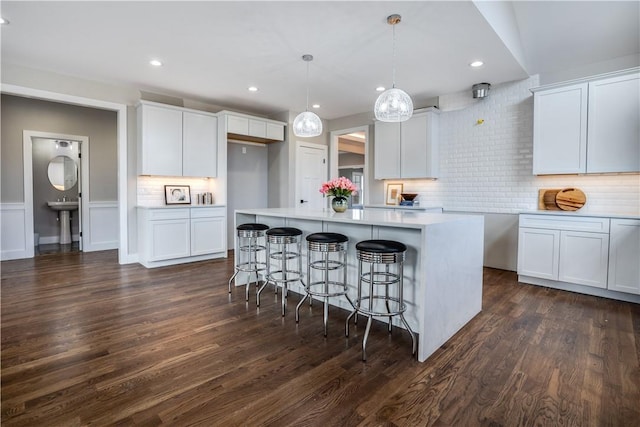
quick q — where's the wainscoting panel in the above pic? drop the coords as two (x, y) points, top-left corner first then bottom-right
(1, 203), (31, 260)
(85, 202), (119, 252)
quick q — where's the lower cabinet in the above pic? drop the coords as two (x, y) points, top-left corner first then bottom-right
(608, 219), (640, 295)
(138, 207), (226, 268)
(518, 214), (640, 301)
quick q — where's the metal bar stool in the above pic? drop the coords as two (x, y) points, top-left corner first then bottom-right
(228, 223), (269, 301)
(295, 232), (353, 336)
(257, 227), (304, 316)
(345, 239), (417, 361)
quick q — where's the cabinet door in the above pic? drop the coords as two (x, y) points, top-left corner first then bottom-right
(400, 114), (427, 178)
(248, 119), (267, 138)
(559, 231), (609, 288)
(608, 219), (640, 295)
(227, 115), (249, 135)
(587, 73), (640, 173)
(517, 228), (560, 280)
(266, 123), (285, 141)
(183, 112), (218, 177)
(139, 104), (183, 176)
(533, 84), (587, 174)
(374, 121), (401, 179)
(191, 216), (226, 256)
(150, 219), (190, 261)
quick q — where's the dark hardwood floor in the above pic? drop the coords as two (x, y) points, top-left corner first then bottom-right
(2, 250), (639, 426)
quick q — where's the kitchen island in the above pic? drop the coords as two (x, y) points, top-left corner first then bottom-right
(234, 208), (484, 362)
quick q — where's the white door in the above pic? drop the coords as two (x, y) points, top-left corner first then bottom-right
(295, 142), (328, 210)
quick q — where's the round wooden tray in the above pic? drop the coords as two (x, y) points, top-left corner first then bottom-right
(555, 188), (586, 211)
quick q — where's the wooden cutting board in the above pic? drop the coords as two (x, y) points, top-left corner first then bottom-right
(555, 188), (586, 211)
(538, 189), (562, 210)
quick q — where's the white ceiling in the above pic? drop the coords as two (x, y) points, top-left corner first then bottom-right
(1, 1), (638, 120)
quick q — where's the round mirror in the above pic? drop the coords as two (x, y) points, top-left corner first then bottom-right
(47, 155), (78, 191)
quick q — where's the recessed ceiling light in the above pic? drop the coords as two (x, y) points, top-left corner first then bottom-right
(312, 104), (320, 109)
(0, 17), (9, 25)
(248, 86), (258, 92)
(470, 61), (484, 68)
(149, 59), (163, 67)
(376, 86), (385, 92)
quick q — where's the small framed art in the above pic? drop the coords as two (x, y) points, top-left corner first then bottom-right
(165, 185), (191, 205)
(385, 183), (403, 205)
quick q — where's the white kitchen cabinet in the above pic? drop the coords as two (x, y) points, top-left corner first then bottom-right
(137, 103), (184, 176)
(183, 111), (218, 177)
(608, 219), (640, 295)
(138, 207), (227, 268)
(223, 111), (286, 143)
(532, 83), (587, 174)
(374, 120), (401, 179)
(587, 73), (640, 173)
(374, 108), (439, 180)
(190, 207), (226, 256)
(558, 230), (609, 288)
(518, 214), (610, 289)
(531, 69), (639, 175)
(137, 102), (218, 177)
(517, 227), (560, 280)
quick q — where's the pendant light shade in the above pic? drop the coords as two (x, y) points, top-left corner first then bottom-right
(293, 54), (323, 137)
(374, 14), (413, 123)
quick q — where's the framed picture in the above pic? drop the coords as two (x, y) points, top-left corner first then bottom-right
(386, 183), (403, 205)
(165, 185), (191, 205)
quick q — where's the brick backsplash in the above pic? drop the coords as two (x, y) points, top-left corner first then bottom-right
(400, 76), (640, 215)
(137, 176), (216, 206)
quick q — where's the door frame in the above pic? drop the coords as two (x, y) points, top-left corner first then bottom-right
(329, 125), (369, 206)
(23, 131), (89, 254)
(294, 140), (328, 209)
(2, 83), (130, 263)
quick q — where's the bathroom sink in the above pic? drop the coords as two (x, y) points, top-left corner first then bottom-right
(47, 201), (79, 211)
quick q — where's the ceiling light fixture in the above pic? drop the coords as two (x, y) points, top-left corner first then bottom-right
(374, 14), (413, 122)
(293, 54), (323, 137)
(312, 104), (320, 109)
(149, 59), (162, 67)
(0, 17), (9, 25)
(375, 86), (385, 92)
(470, 60), (484, 67)
(248, 86), (258, 92)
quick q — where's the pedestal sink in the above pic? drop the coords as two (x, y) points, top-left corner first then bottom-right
(47, 201), (79, 245)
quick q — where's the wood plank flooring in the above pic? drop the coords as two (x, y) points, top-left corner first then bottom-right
(2, 250), (639, 426)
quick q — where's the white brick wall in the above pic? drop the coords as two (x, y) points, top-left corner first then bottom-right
(137, 176), (217, 206)
(402, 76), (640, 215)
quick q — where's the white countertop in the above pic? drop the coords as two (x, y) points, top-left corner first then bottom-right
(137, 204), (226, 209)
(520, 210), (639, 220)
(236, 208), (480, 230)
(365, 204), (443, 210)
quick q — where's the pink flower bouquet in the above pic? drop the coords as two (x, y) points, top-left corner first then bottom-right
(319, 177), (358, 198)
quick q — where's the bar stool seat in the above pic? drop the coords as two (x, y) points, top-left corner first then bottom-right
(257, 227), (304, 316)
(296, 232), (352, 336)
(228, 223), (269, 301)
(346, 239), (417, 361)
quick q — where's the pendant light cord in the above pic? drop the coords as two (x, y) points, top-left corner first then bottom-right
(305, 60), (310, 111)
(392, 22), (396, 89)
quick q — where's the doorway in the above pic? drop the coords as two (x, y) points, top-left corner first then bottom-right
(294, 141), (328, 210)
(329, 126), (369, 208)
(23, 130), (89, 256)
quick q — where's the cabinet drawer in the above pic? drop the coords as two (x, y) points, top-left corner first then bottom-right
(147, 208), (190, 221)
(191, 207), (225, 218)
(519, 214), (609, 233)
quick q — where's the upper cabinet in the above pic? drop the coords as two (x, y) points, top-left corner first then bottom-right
(374, 108), (439, 180)
(532, 69), (639, 175)
(221, 111), (286, 144)
(137, 101), (218, 177)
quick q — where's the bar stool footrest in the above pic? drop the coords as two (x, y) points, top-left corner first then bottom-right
(306, 281), (350, 298)
(352, 296), (406, 317)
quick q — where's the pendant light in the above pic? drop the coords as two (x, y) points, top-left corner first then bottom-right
(374, 14), (413, 122)
(293, 54), (323, 137)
